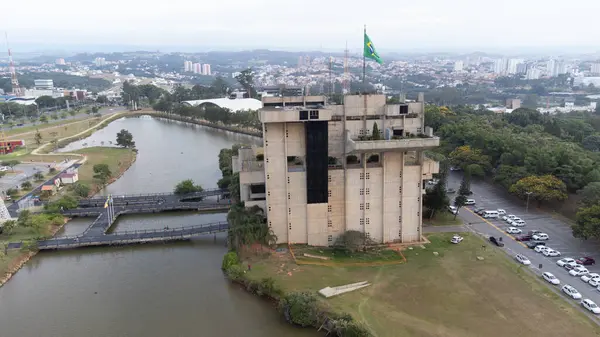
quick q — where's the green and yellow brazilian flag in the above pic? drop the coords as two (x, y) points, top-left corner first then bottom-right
(364, 32), (383, 64)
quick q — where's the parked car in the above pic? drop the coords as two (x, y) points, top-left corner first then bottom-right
(509, 219), (526, 227)
(515, 254), (531, 265)
(569, 266), (590, 277)
(517, 235), (533, 242)
(426, 179), (439, 186)
(543, 272), (560, 285)
(528, 230), (542, 236)
(532, 233), (549, 241)
(497, 209), (507, 215)
(564, 262), (579, 270)
(465, 199), (476, 205)
(489, 236), (504, 247)
(448, 206), (458, 215)
(582, 299), (600, 314)
(562, 284), (582, 299)
(534, 245), (550, 253)
(589, 278), (600, 287)
(446, 188), (456, 194)
(526, 241), (545, 248)
(507, 218), (522, 225)
(474, 207), (486, 215)
(577, 257), (596, 266)
(557, 258), (576, 267)
(581, 273), (600, 283)
(503, 214), (518, 221)
(450, 235), (463, 244)
(543, 248), (561, 257)
(506, 227), (522, 234)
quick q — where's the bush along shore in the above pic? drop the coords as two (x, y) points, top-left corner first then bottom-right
(221, 252), (372, 337)
(216, 145), (371, 337)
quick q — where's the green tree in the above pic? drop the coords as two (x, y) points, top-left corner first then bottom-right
(21, 181), (32, 190)
(45, 195), (79, 212)
(39, 115), (48, 123)
(578, 182), (600, 207)
(583, 134), (600, 152)
(453, 194), (467, 219)
(91, 106), (100, 114)
(115, 129), (135, 148)
(371, 122), (381, 140)
(70, 182), (91, 198)
(35, 95), (57, 108)
(235, 69), (257, 98)
(96, 95), (109, 104)
(34, 129), (43, 145)
(229, 172), (240, 202)
(449, 145), (490, 172)
(458, 171), (471, 197)
(51, 114), (59, 120)
(573, 204), (600, 239)
(6, 160), (20, 172)
(423, 181), (449, 218)
(59, 112), (68, 119)
(93, 164), (112, 185)
(33, 172), (45, 181)
(68, 109), (77, 117)
(509, 175), (567, 205)
(174, 179), (203, 195)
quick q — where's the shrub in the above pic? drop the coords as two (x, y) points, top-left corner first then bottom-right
(226, 264), (245, 281)
(278, 292), (320, 327)
(21, 181), (33, 190)
(221, 251), (239, 270)
(332, 319), (372, 337)
(70, 182), (91, 198)
(257, 277), (284, 299)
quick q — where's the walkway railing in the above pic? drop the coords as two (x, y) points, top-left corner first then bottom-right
(82, 188), (227, 201)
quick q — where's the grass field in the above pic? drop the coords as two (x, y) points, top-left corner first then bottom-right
(244, 233), (600, 337)
(293, 245), (405, 264)
(424, 211), (462, 226)
(72, 147), (136, 194)
(2, 113), (89, 136)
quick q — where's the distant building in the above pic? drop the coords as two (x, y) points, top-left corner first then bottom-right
(453, 60), (464, 72)
(591, 63), (600, 75)
(34, 79), (54, 90)
(507, 59), (523, 75)
(94, 57), (106, 66)
(516, 63), (528, 74)
(526, 67), (541, 80)
(55, 58), (66, 65)
(494, 58), (508, 75)
(193, 63), (201, 74)
(506, 98), (521, 109)
(298, 56), (304, 67)
(184, 61), (193, 72)
(202, 64), (211, 76)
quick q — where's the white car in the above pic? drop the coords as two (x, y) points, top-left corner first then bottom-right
(465, 199), (476, 205)
(569, 266), (589, 276)
(564, 262), (579, 270)
(534, 245), (550, 253)
(562, 284), (582, 299)
(582, 299), (600, 314)
(589, 279), (600, 287)
(450, 235), (463, 244)
(506, 217), (522, 224)
(581, 273), (600, 283)
(543, 248), (561, 257)
(497, 209), (507, 215)
(511, 220), (526, 227)
(543, 272), (560, 285)
(515, 254), (531, 265)
(0, 166), (8, 172)
(557, 258), (576, 267)
(532, 233), (549, 241)
(506, 227), (522, 234)
(448, 206), (458, 215)
(503, 214), (518, 222)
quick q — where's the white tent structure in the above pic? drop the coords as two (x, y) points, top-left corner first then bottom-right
(182, 98), (262, 112)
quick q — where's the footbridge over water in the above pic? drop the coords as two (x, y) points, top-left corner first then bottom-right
(8, 188), (235, 251)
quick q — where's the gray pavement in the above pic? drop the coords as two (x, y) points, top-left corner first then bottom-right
(448, 172), (600, 320)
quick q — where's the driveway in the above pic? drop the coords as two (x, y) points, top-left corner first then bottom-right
(448, 172), (600, 315)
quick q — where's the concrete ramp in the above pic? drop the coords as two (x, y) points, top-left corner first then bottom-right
(318, 281), (371, 298)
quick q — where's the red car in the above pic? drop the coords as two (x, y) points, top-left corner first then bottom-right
(576, 257), (596, 265)
(515, 235), (532, 241)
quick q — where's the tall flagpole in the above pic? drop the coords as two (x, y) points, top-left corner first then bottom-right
(363, 25), (366, 92)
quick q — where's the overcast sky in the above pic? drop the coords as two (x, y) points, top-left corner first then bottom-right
(5, 0), (600, 53)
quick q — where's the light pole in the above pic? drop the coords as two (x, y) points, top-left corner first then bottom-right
(525, 191), (533, 213)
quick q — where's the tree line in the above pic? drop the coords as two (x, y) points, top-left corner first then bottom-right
(425, 105), (600, 239)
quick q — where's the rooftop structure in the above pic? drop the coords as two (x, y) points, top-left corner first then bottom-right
(233, 93), (439, 246)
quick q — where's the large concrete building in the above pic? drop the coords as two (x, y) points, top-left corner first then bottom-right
(232, 93), (439, 246)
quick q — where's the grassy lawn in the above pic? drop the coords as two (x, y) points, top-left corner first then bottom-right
(423, 211), (462, 226)
(244, 233), (600, 337)
(3, 113), (89, 136)
(293, 245), (405, 264)
(72, 147), (136, 194)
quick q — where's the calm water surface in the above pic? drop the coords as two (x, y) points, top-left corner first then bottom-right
(0, 117), (316, 337)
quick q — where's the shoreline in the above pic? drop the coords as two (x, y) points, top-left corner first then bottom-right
(138, 111), (263, 138)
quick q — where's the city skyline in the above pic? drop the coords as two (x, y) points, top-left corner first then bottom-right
(4, 0), (600, 54)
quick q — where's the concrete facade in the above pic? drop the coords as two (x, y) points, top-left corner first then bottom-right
(232, 93), (438, 246)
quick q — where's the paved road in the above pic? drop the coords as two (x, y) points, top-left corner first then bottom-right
(448, 172), (600, 315)
(2, 106), (125, 132)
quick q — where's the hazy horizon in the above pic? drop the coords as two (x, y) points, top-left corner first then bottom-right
(3, 0), (600, 57)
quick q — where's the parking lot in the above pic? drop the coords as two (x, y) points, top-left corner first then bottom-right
(448, 172), (600, 317)
(0, 160), (77, 195)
